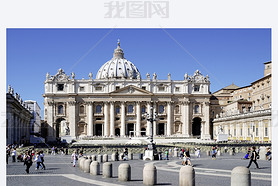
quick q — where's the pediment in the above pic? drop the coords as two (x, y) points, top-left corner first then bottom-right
(110, 85), (153, 95)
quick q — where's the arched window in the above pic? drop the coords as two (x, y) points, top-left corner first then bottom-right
(194, 105), (199, 113)
(80, 105), (85, 114)
(159, 105), (164, 114)
(175, 105), (179, 114)
(141, 105), (146, 113)
(128, 105), (134, 113)
(96, 105), (102, 113)
(58, 105), (63, 114)
(115, 106), (120, 114)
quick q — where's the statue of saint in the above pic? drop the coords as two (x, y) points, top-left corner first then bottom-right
(46, 72), (50, 80)
(168, 73), (171, 80)
(137, 72), (141, 80)
(89, 72), (93, 79)
(8, 85), (11, 94)
(153, 72), (157, 80)
(146, 72), (150, 79)
(71, 72), (75, 79)
(184, 73), (188, 80)
(66, 125), (70, 135)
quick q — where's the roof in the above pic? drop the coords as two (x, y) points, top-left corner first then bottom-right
(264, 61), (271, 64)
(223, 83), (240, 90)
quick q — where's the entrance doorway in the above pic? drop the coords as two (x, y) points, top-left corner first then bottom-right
(141, 128), (146, 136)
(158, 123), (165, 135)
(115, 128), (120, 136)
(192, 117), (201, 136)
(95, 124), (103, 136)
(127, 124), (134, 136)
(56, 118), (65, 138)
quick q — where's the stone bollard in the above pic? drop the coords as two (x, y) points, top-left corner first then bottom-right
(118, 163), (131, 181)
(179, 165), (195, 186)
(217, 150), (221, 156)
(91, 155), (97, 161)
(111, 153), (116, 161)
(128, 153), (133, 160)
(207, 150), (210, 156)
(174, 150), (178, 157)
(259, 147), (267, 160)
(83, 159), (92, 173)
(103, 162), (113, 178)
(103, 154), (108, 162)
(231, 166), (251, 186)
(119, 153), (124, 160)
(97, 154), (103, 163)
(90, 161), (100, 175)
(143, 164), (157, 185)
(79, 157), (86, 170)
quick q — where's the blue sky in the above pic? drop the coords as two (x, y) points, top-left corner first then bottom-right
(7, 28), (271, 117)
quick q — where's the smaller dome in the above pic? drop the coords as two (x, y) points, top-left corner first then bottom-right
(96, 40), (141, 80)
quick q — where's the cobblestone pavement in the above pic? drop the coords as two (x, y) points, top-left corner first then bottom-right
(6, 152), (271, 186)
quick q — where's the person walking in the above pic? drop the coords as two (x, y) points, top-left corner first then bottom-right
(185, 148), (192, 166)
(6, 148), (10, 164)
(11, 148), (16, 162)
(71, 151), (78, 167)
(23, 152), (33, 174)
(51, 146), (55, 155)
(197, 148), (201, 158)
(164, 150), (169, 160)
(212, 147), (216, 160)
(40, 151), (46, 170)
(34, 152), (42, 170)
(247, 146), (260, 169)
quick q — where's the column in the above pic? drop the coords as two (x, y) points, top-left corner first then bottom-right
(68, 101), (76, 138)
(104, 102), (109, 137)
(146, 102), (151, 136)
(202, 101), (211, 139)
(121, 102), (126, 136)
(110, 102), (115, 136)
(47, 101), (55, 141)
(136, 101), (141, 136)
(182, 101), (190, 137)
(87, 102), (93, 136)
(259, 119), (263, 141)
(153, 103), (157, 136)
(268, 119), (271, 141)
(167, 101), (172, 136)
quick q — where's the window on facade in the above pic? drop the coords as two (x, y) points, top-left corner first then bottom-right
(80, 105), (85, 114)
(116, 117), (120, 121)
(175, 87), (180, 92)
(158, 86), (165, 91)
(194, 85), (200, 92)
(95, 86), (102, 91)
(141, 106), (146, 113)
(256, 128), (258, 136)
(175, 105), (180, 114)
(248, 128), (250, 136)
(194, 105), (199, 113)
(96, 105), (102, 113)
(265, 127), (268, 136)
(159, 105), (164, 113)
(228, 129), (230, 135)
(79, 86), (85, 92)
(57, 84), (64, 91)
(234, 129), (236, 136)
(115, 106), (120, 114)
(142, 86), (146, 90)
(58, 105), (63, 114)
(128, 105), (134, 113)
(240, 128), (243, 136)
(96, 118), (102, 120)
(116, 86), (120, 90)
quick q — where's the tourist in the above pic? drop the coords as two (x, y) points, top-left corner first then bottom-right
(40, 151), (46, 170)
(11, 148), (16, 162)
(197, 148), (201, 158)
(232, 147), (236, 155)
(212, 147), (216, 160)
(164, 150), (169, 160)
(224, 146), (228, 153)
(169, 148), (172, 157)
(6, 147), (10, 164)
(65, 148), (68, 155)
(115, 150), (119, 161)
(266, 148), (271, 161)
(246, 146), (260, 169)
(185, 148), (192, 166)
(34, 152), (42, 170)
(51, 146), (55, 155)
(60, 147), (65, 155)
(23, 151), (33, 174)
(71, 151), (78, 167)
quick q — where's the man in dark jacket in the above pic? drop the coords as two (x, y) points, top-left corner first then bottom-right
(246, 146), (260, 169)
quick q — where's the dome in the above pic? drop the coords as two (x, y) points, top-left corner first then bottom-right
(96, 40), (141, 80)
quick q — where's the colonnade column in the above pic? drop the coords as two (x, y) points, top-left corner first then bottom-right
(68, 101), (76, 138)
(87, 102), (93, 136)
(167, 101), (172, 136)
(153, 102), (157, 136)
(104, 102), (109, 137)
(202, 101), (210, 139)
(182, 101), (190, 137)
(121, 102), (126, 137)
(136, 101), (141, 137)
(259, 119), (263, 141)
(47, 101), (55, 141)
(110, 102), (115, 136)
(146, 102), (151, 136)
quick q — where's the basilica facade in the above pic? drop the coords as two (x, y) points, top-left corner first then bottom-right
(43, 41), (211, 142)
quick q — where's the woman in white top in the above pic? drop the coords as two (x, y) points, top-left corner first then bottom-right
(34, 152), (42, 170)
(71, 151), (78, 167)
(11, 148), (16, 162)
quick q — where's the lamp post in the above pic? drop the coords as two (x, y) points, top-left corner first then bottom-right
(142, 102), (159, 160)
